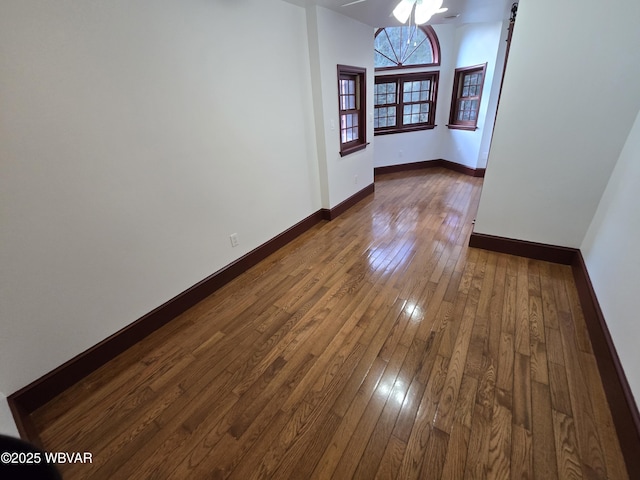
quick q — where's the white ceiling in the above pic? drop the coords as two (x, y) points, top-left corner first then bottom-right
(283, 0), (514, 28)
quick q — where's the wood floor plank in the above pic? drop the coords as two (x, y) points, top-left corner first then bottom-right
(532, 381), (559, 480)
(552, 409), (584, 480)
(29, 169), (629, 480)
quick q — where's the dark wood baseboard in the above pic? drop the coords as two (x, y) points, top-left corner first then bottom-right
(8, 209), (328, 442)
(321, 183), (374, 221)
(469, 231), (640, 478)
(469, 232), (577, 264)
(374, 159), (485, 178)
(571, 252), (640, 477)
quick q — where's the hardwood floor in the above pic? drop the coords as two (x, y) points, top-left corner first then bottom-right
(31, 168), (628, 479)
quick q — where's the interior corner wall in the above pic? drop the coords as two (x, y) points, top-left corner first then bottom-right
(581, 107), (640, 404)
(474, 0), (640, 247)
(0, 0), (320, 401)
(440, 21), (504, 170)
(306, 6), (331, 208)
(310, 6), (375, 208)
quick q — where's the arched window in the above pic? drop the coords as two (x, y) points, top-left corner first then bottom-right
(373, 26), (440, 134)
(375, 25), (440, 70)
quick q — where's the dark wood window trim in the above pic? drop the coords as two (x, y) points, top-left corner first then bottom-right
(337, 64), (367, 157)
(374, 71), (439, 136)
(448, 63), (487, 131)
(374, 26), (441, 70)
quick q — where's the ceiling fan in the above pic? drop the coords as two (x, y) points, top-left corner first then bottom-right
(340, 0), (448, 25)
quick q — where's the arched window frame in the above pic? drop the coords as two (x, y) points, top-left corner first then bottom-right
(374, 25), (441, 71)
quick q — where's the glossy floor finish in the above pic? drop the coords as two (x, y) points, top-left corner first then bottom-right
(32, 169), (628, 479)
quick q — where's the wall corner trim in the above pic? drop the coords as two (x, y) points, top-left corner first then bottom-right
(468, 232), (577, 264)
(374, 159), (485, 178)
(321, 183), (374, 220)
(571, 251), (640, 477)
(469, 231), (640, 478)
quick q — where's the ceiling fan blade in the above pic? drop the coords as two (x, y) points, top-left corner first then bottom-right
(341, 0), (367, 6)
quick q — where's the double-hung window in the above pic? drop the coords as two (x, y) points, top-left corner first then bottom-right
(448, 64), (487, 130)
(337, 65), (367, 156)
(374, 72), (439, 135)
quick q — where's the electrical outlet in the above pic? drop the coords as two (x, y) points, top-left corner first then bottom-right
(230, 233), (239, 247)
(399, 149), (404, 158)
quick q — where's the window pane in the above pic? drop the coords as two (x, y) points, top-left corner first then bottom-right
(375, 26), (435, 68)
(462, 87), (469, 97)
(346, 115), (352, 128)
(353, 115), (359, 126)
(348, 96), (355, 109)
(376, 73), (437, 131)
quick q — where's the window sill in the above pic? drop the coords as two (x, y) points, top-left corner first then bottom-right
(447, 124), (478, 131)
(374, 125), (436, 136)
(339, 142), (368, 157)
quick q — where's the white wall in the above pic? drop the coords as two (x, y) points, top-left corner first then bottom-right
(581, 108), (640, 402)
(0, 395), (19, 437)
(308, 6), (375, 208)
(373, 22), (506, 170)
(0, 0), (320, 404)
(440, 21), (504, 169)
(474, 0), (640, 247)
